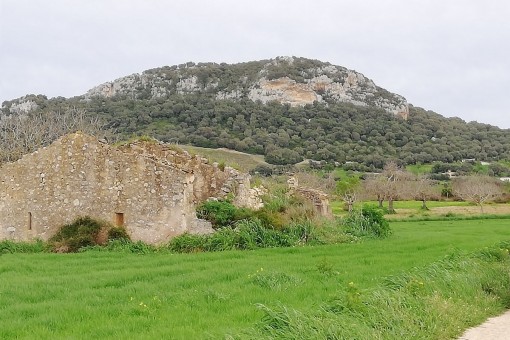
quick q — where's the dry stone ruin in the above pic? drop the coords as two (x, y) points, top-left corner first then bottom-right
(0, 133), (261, 244)
(287, 176), (332, 217)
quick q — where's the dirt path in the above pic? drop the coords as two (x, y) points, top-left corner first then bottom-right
(458, 310), (510, 339)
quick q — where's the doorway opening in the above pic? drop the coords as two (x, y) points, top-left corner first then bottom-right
(115, 213), (125, 227)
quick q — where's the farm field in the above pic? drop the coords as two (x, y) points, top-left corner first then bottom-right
(1, 219), (510, 338)
(331, 200), (510, 219)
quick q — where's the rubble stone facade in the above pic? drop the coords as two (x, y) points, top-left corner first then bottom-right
(0, 133), (258, 244)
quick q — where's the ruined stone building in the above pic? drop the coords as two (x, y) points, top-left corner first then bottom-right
(0, 133), (259, 244)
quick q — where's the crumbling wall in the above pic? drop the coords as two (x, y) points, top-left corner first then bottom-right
(287, 176), (332, 217)
(0, 133), (258, 244)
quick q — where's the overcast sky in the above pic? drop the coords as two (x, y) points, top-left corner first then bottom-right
(1, 0), (509, 128)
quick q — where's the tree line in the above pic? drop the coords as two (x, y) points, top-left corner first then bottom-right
(3, 93), (510, 168)
(336, 162), (504, 214)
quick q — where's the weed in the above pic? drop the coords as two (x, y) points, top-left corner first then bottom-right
(251, 271), (302, 291)
(316, 257), (335, 276)
(342, 205), (391, 238)
(2, 220), (510, 338)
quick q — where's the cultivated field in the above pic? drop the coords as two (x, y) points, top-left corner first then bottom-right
(331, 200), (510, 220)
(1, 219), (510, 338)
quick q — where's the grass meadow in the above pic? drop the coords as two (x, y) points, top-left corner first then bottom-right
(179, 145), (267, 172)
(330, 200), (510, 219)
(1, 218), (510, 338)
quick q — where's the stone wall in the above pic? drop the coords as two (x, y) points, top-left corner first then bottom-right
(0, 133), (256, 244)
(287, 176), (332, 217)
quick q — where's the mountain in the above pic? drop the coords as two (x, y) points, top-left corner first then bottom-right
(2, 57), (510, 168)
(83, 56), (409, 119)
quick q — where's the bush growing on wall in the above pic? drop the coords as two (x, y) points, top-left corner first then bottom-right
(196, 200), (251, 228)
(49, 216), (130, 252)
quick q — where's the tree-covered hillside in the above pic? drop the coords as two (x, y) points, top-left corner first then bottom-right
(2, 57), (509, 168)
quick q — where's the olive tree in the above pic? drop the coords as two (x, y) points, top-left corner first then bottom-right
(362, 161), (412, 213)
(452, 175), (503, 213)
(336, 175), (361, 212)
(408, 175), (440, 210)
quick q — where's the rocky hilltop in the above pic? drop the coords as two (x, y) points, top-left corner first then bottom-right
(84, 56), (409, 119)
(3, 57), (509, 167)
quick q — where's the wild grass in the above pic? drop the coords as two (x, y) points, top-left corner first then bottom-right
(0, 239), (49, 254)
(1, 219), (510, 338)
(253, 243), (510, 339)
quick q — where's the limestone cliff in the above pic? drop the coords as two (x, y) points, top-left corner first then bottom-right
(84, 56), (409, 119)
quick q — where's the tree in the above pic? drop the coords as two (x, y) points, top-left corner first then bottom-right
(0, 107), (110, 164)
(380, 161), (412, 214)
(336, 175), (361, 212)
(264, 147), (303, 165)
(363, 175), (387, 209)
(452, 175), (503, 213)
(408, 176), (440, 210)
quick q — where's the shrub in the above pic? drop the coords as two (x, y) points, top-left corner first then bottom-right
(342, 205), (391, 238)
(167, 219), (322, 253)
(108, 227), (131, 241)
(167, 233), (208, 253)
(49, 216), (124, 252)
(253, 210), (287, 230)
(196, 200), (240, 228)
(250, 164), (274, 177)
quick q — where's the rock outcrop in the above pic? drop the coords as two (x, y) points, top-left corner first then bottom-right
(84, 56), (409, 119)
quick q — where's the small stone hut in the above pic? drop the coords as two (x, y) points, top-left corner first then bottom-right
(0, 133), (258, 244)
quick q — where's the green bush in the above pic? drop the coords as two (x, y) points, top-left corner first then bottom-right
(167, 219), (320, 253)
(196, 200), (241, 228)
(167, 233), (210, 253)
(342, 205), (391, 238)
(107, 227), (131, 241)
(50, 216), (104, 252)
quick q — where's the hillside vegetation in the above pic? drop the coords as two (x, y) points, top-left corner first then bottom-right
(2, 57), (510, 167)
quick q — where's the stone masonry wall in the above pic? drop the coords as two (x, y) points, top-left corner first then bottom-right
(0, 133), (257, 244)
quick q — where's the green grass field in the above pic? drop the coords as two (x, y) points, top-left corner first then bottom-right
(406, 163), (434, 175)
(1, 219), (510, 338)
(179, 145), (267, 172)
(331, 199), (471, 215)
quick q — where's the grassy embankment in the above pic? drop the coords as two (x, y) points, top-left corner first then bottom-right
(179, 145), (267, 172)
(1, 219), (510, 338)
